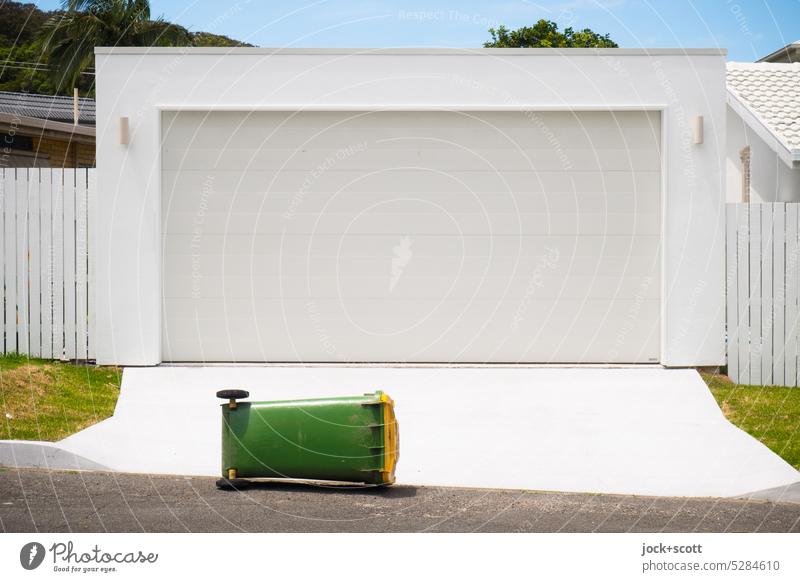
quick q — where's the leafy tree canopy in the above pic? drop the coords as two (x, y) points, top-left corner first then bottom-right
(484, 20), (618, 48)
(0, 0), (252, 96)
(39, 0), (194, 90)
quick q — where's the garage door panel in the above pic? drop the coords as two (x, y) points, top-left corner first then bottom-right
(163, 110), (661, 151)
(163, 147), (661, 173)
(163, 168), (660, 195)
(164, 253), (659, 279)
(161, 338), (662, 364)
(164, 189), (661, 215)
(163, 127), (661, 151)
(163, 273), (660, 301)
(163, 110), (660, 130)
(164, 297), (660, 330)
(162, 338), (658, 363)
(163, 108), (661, 132)
(164, 297), (658, 326)
(164, 234), (659, 261)
(162, 110), (660, 362)
(163, 202), (663, 233)
(164, 210), (660, 236)
(162, 298), (659, 363)
(164, 233), (659, 258)
(165, 240), (660, 284)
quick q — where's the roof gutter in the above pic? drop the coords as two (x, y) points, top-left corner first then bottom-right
(0, 111), (95, 144)
(726, 87), (800, 168)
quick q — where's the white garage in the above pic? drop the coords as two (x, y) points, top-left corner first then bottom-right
(94, 47), (726, 366)
(161, 110), (661, 363)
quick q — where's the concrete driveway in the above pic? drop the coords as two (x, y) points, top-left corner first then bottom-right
(44, 366), (799, 498)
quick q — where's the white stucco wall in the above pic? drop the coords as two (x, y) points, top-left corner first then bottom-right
(726, 105), (800, 203)
(94, 48), (727, 366)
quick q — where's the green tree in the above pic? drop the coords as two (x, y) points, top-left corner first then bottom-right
(484, 19), (617, 48)
(0, 44), (67, 94)
(0, 2), (52, 45)
(192, 32), (253, 48)
(38, 0), (192, 91)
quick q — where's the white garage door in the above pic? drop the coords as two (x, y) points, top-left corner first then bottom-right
(162, 110), (661, 363)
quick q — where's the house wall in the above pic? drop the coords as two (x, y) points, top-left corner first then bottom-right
(94, 48), (727, 366)
(31, 135), (95, 168)
(0, 128), (95, 168)
(726, 106), (800, 203)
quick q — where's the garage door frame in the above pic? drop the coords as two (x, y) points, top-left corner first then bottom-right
(157, 104), (669, 364)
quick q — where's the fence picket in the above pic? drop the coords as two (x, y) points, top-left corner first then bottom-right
(794, 205), (800, 388)
(761, 206), (774, 385)
(725, 205), (739, 383)
(40, 169), (53, 359)
(785, 205), (799, 386)
(773, 205), (786, 385)
(86, 168), (97, 360)
(4, 169), (17, 354)
(15, 169), (29, 355)
(0, 169), (5, 353)
(75, 169), (88, 360)
(736, 205), (750, 383)
(52, 169), (64, 359)
(63, 169), (76, 360)
(28, 169), (41, 357)
(749, 205), (763, 383)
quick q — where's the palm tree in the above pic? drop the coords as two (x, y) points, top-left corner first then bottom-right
(39, 0), (191, 90)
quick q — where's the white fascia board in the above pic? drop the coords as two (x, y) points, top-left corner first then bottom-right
(726, 88), (800, 168)
(94, 47), (727, 56)
(153, 103), (668, 112)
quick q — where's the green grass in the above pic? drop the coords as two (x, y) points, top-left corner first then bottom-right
(703, 372), (800, 471)
(0, 353), (121, 442)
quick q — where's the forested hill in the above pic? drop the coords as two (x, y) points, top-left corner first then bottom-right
(0, 1), (253, 96)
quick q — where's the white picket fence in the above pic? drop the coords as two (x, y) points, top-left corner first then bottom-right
(1, 168), (95, 360)
(726, 203), (800, 386)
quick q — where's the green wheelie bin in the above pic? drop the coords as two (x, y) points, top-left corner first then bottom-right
(215, 389), (399, 489)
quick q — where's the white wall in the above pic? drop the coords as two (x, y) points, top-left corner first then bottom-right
(94, 48), (727, 366)
(726, 105), (800, 203)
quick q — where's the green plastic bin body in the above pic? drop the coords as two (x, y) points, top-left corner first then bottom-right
(220, 391), (399, 485)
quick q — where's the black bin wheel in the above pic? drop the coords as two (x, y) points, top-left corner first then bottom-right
(216, 478), (251, 491)
(216, 389), (250, 400)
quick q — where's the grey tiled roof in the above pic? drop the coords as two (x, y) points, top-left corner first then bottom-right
(727, 62), (800, 150)
(0, 91), (95, 125)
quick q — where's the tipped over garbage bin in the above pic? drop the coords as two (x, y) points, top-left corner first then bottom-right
(215, 390), (399, 489)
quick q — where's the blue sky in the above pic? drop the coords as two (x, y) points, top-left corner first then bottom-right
(34, 0), (800, 61)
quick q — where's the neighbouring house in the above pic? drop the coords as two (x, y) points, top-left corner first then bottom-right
(726, 53), (800, 203)
(94, 47), (726, 367)
(758, 40), (800, 63)
(0, 91), (96, 168)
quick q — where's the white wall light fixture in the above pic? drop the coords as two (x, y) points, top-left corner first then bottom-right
(119, 116), (130, 145)
(692, 115), (704, 145)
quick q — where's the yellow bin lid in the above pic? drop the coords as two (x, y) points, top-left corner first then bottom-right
(380, 392), (400, 485)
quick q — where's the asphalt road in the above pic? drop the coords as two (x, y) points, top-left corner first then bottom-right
(1, 469), (799, 533)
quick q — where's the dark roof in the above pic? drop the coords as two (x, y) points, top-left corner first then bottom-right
(758, 41), (800, 63)
(0, 91), (95, 125)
